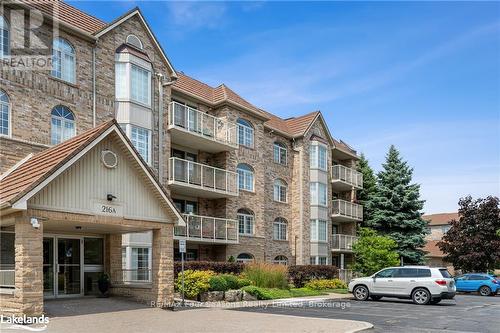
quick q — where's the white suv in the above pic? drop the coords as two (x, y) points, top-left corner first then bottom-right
(348, 266), (456, 305)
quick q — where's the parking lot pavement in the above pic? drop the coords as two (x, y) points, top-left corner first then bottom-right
(232, 294), (500, 333)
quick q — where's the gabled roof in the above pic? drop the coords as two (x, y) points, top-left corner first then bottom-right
(423, 213), (459, 226)
(285, 111), (321, 137)
(0, 120), (184, 224)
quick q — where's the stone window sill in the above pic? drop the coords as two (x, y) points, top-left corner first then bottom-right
(0, 288), (15, 295)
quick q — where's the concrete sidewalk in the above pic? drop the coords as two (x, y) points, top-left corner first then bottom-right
(1, 297), (372, 333)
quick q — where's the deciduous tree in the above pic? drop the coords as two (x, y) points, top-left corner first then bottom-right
(438, 196), (500, 272)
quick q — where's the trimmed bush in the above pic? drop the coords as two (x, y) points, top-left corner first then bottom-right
(241, 286), (325, 300)
(304, 278), (347, 290)
(241, 286), (273, 300)
(243, 262), (288, 289)
(288, 265), (339, 287)
(174, 261), (244, 277)
(237, 277), (252, 288)
(217, 274), (239, 290)
(175, 270), (215, 298)
(209, 275), (229, 291)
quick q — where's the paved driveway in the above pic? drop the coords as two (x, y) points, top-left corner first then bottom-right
(233, 294), (500, 333)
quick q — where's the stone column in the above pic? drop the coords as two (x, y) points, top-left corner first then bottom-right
(151, 224), (173, 308)
(14, 215), (43, 316)
(107, 234), (122, 284)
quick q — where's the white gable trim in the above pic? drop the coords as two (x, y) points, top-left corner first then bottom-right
(95, 9), (177, 78)
(10, 126), (184, 226)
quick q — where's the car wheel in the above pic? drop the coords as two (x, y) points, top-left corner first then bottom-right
(412, 288), (431, 305)
(430, 298), (441, 305)
(353, 285), (369, 301)
(370, 296), (382, 301)
(479, 286), (492, 296)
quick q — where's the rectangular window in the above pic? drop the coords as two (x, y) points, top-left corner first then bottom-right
(237, 124), (254, 147)
(318, 256), (327, 265)
(131, 64), (151, 106)
(115, 62), (127, 99)
(310, 182), (327, 206)
(130, 125), (151, 164)
(310, 143), (327, 170)
(0, 100), (8, 136)
(273, 143), (287, 165)
(131, 247), (150, 281)
(237, 169), (254, 191)
(238, 213), (254, 236)
(311, 219), (327, 242)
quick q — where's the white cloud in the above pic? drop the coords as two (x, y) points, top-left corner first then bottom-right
(166, 1), (227, 31)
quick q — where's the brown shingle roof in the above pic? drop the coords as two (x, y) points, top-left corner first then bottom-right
(284, 111), (320, 137)
(0, 120), (114, 205)
(24, 0), (107, 34)
(423, 213), (459, 226)
(423, 240), (445, 258)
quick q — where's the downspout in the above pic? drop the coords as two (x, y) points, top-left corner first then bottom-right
(92, 40), (98, 127)
(156, 73), (177, 183)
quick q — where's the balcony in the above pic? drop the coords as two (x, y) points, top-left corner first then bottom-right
(331, 199), (363, 222)
(174, 214), (239, 244)
(331, 234), (357, 252)
(331, 165), (363, 191)
(168, 102), (238, 153)
(168, 157), (238, 198)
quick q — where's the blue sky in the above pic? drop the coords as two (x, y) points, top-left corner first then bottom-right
(70, 1), (500, 214)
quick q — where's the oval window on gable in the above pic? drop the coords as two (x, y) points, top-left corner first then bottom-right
(126, 34), (143, 49)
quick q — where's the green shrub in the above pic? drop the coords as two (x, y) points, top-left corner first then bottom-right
(209, 275), (229, 291)
(237, 277), (252, 288)
(241, 286), (325, 300)
(304, 278), (348, 290)
(175, 270), (215, 298)
(216, 274), (239, 290)
(243, 262), (288, 289)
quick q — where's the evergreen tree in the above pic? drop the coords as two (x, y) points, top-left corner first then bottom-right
(438, 196), (500, 272)
(357, 153), (377, 224)
(366, 145), (428, 264)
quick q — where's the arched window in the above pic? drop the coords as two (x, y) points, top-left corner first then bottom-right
(51, 106), (75, 145)
(237, 118), (254, 148)
(273, 142), (287, 165)
(52, 38), (76, 83)
(273, 179), (288, 203)
(0, 16), (9, 57)
(0, 90), (10, 136)
(237, 163), (254, 191)
(273, 217), (288, 241)
(237, 208), (254, 236)
(126, 34), (143, 49)
(236, 253), (254, 263)
(273, 255), (288, 265)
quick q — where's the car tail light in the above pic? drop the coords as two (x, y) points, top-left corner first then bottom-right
(435, 280), (447, 286)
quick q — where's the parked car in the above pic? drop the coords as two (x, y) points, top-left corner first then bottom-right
(348, 266), (456, 305)
(454, 273), (499, 296)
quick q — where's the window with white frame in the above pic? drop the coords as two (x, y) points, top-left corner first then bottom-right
(126, 34), (143, 49)
(310, 142), (328, 170)
(51, 106), (75, 145)
(237, 209), (254, 236)
(310, 256), (328, 265)
(310, 182), (327, 206)
(52, 38), (76, 83)
(0, 16), (9, 58)
(237, 163), (254, 191)
(273, 142), (287, 165)
(0, 90), (10, 136)
(131, 64), (151, 105)
(311, 219), (328, 242)
(273, 255), (288, 265)
(236, 253), (254, 263)
(273, 217), (288, 241)
(237, 118), (254, 148)
(131, 126), (151, 164)
(131, 247), (150, 281)
(273, 179), (288, 203)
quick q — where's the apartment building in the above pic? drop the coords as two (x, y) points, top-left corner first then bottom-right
(423, 213), (457, 270)
(0, 1), (362, 314)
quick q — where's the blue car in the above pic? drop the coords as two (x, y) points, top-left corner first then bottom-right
(455, 273), (499, 296)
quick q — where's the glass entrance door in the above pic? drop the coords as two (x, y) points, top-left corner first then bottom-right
(43, 238), (54, 296)
(57, 238), (82, 296)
